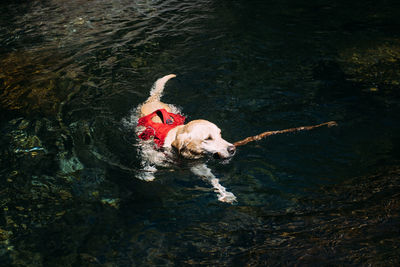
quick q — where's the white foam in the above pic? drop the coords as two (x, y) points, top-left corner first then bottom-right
(121, 105), (176, 181)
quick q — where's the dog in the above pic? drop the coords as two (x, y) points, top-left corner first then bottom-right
(134, 74), (237, 203)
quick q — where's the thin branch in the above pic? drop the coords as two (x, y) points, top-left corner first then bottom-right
(233, 121), (338, 147)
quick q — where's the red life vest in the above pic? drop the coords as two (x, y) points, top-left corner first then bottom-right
(137, 109), (186, 148)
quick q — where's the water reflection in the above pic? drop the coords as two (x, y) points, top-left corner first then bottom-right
(1, 0), (400, 265)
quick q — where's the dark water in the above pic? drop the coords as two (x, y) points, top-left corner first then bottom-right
(1, 0), (400, 265)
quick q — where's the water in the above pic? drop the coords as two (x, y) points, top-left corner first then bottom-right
(1, 0), (400, 265)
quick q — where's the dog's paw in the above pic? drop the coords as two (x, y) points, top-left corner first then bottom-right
(217, 191), (237, 204)
(136, 165), (157, 181)
(138, 173), (156, 182)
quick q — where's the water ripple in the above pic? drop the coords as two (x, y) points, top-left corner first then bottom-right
(1, 0), (400, 265)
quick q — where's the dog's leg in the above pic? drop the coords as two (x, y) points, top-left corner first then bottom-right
(190, 163), (236, 203)
(137, 161), (157, 181)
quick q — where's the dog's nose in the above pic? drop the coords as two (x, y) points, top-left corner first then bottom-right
(227, 145), (236, 155)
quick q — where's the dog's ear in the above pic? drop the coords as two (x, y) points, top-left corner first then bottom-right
(183, 139), (203, 159)
(172, 130), (202, 159)
(171, 136), (183, 154)
(171, 129), (187, 154)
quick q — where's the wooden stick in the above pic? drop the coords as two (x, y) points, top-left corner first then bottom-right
(233, 121), (337, 147)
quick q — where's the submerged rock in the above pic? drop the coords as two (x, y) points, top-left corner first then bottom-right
(0, 50), (78, 116)
(100, 198), (120, 208)
(339, 40), (400, 93)
(58, 154), (84, 174)
(0, 228), (11, 241)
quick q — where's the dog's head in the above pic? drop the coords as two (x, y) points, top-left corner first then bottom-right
(172, 120), (236, 159)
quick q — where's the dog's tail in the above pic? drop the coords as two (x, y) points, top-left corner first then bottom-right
(146, 74), (176, 103)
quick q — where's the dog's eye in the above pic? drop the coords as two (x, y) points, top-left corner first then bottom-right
(205, 136), (213, 141)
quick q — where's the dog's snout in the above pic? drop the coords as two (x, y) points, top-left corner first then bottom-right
(227, 145), (236, 155)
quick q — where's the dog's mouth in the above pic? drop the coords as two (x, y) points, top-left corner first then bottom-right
(213, 153), (222, 159)
(213, 146), (236, 160)
(212, 152), (234, 165)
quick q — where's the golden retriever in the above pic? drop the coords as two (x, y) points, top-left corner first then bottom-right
(135, 74), (236, 203)
(140, 74), (236, 159)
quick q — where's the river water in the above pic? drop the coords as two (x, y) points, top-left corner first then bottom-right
(1, 0), (400, 265)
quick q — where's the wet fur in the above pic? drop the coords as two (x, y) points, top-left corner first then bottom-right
(135, 74), (237, 203)
(139, 75), (236, 160)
